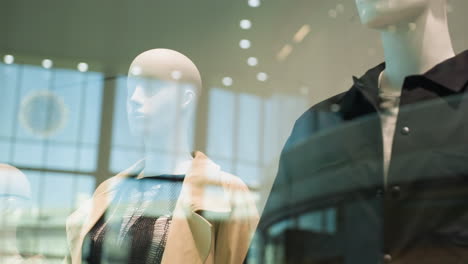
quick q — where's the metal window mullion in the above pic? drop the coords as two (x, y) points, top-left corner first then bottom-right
(95, 74), (118, 186)
(232, 90), (240, 174)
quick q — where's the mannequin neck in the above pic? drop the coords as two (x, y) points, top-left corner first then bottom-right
(379, 6), (455, 93)
(141, 119), (194, 177)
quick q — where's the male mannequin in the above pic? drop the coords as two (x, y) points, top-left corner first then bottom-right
(65, 49), (258, 264)
(258, 1), (468, 263)
(357, 0), (456, 182)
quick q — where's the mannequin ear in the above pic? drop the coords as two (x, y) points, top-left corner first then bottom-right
(182, 89), (195, 108)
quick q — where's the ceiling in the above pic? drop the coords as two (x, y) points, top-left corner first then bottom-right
(2, 0), (468, 100)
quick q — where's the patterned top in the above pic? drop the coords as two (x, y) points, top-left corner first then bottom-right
(82, 175), (185, 264)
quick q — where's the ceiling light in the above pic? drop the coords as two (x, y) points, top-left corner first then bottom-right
(247, 57), (258, 67)
(42, 59), (53, 69)
(248, 0), (260, 8)
(222, 77), (233, 87)
(3, 54), (14, 64)
(77, 62), (88, 72)
(239, 39), (251, 49)
(257, 72), (268, 82)
(240, 19), (252, 30)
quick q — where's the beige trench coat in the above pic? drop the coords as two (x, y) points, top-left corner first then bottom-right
(65, 152), (259, 264)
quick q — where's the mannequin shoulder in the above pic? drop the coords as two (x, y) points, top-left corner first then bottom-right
(66, 175), (122, 226)
(218, 171), (250, 191)
(295, 91), (346, 126)
(286, 91), (347, 151)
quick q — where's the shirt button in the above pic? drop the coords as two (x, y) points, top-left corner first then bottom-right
(400, 126), (410, 135)
(383, 254), (392, 263)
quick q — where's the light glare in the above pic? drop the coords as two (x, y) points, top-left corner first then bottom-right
(171, 70), (182, 80)
(247, 57), (258, 67)
(3, 54), (14, 64)
(248, 0), (261, 7)
(239, 39), (251, 49)
(77, 62), (88, 72)
(131, 66), (142, 76)
(222, 77), (233, 87)
(42, 59), (53, 69)
(257, 72), (268, 82)
(240, 19), (252, 30)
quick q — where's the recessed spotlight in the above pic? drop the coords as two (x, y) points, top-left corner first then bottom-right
(42, 59), (53, 69)
(240, 19), (252, 30)
(222, 77), (233, 87)
(257, 72), (268, 82)
(239, 39), (251, 49)
(3, 54), (14, 64)
(77, 62), (88, 72)
(248, 0), (261, 8)
(247, 57), (258, 67)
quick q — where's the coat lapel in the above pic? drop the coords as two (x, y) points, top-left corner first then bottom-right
(161, 151), (231, 264)
(68, 159), (144, 264)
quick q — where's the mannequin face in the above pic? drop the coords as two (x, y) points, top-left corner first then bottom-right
(126, 49), (201, 144)
(355, 0), (441, 28)
(126, 75), (194, 139)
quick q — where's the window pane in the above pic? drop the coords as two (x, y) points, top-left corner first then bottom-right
(237, 93), (261, 163)
(207, 88), (235, 159)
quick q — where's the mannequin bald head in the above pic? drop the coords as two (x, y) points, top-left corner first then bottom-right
(128, 48), (202, 92)
(355, 0), (447, 29)
(0, 164), (31, 200)
(126, 49), (202, 141)
(0, 164), (30, 226)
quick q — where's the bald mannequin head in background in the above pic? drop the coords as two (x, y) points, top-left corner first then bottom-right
(126, 49), (202, 140)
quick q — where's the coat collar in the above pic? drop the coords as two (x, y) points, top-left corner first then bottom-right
(341, 49), (468, 120)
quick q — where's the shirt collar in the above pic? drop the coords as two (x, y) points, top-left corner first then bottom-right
(342, 49), (468, 119)
(423, 49), (468, 93)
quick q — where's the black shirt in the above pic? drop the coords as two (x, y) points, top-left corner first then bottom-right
(259, 50), (468, 263)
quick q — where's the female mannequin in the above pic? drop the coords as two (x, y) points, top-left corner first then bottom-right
(65, 49), (258, 264)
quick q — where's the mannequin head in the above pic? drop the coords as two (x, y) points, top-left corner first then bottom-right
(355, 0), (446, 29)
(126, 49), (202, 141)
(0, 164), (31, 224)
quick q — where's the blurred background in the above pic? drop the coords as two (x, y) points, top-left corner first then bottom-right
(1, 0), (468, 263)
